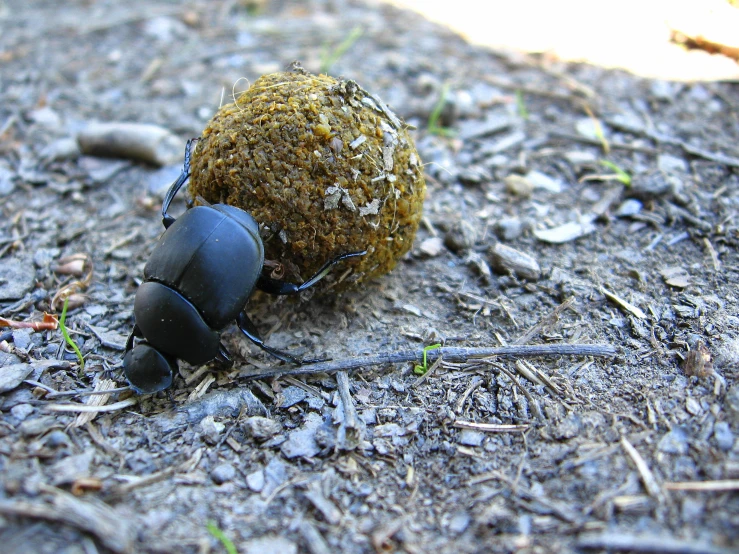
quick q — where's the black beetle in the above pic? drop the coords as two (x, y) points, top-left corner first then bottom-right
(123, 139), (365, 394)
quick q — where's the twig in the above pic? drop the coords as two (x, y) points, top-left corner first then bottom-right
(620, 436), (665, 502)
(23, 381), (130, 398)
(239, 343), (617, 380)
(44, 398), (138, 413)
(336, 370), (363, 450)
(601, 287), (647, 319)
(549, 131), (659, 154)
(453, 421), (529, 433)
(495, 363), (545, 422)
(0, 485), (134, 554)
(664, 479), (739, 492)
(578, 531), (735, 554)
(72, 379), (117, 427)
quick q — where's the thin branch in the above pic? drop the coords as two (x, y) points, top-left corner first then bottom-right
(664, 480), (739, 492)
(453, 420), (529, 433)
(239, 343), (617, 380)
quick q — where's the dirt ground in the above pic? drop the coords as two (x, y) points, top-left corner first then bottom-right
(1, 1), (738, 553)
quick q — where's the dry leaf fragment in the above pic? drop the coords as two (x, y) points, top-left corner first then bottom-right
(0, 313), (58, 331)
(660, 266), (690, 288)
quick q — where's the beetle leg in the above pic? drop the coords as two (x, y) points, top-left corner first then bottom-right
(215, 342), (232, 366)
(124, 324), (143, 353)
(237, 311), (305, 364)
(256, 250), (367, 295)
(161, 138), (199, 229)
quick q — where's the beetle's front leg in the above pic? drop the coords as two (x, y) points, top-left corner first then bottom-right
(237, 311), (327, 365)
(124, 324), (143, 353)
(161, 138), (199, 229)
(256, 250), (367, 295)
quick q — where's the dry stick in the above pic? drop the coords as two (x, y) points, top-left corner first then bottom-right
(620, 436), (665, 502)
(664, 479), (739, 492)
(0, 485), (134, 554)
(240, 343), (617, 380)
(493, 362), (546, 422)
(44, 398), (138, 413)
(578, 531), (735, 554)
(453, 421), (529, 433)
(336, 371), (357, 429)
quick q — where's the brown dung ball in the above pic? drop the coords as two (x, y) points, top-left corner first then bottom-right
(189, 68), (425, 291)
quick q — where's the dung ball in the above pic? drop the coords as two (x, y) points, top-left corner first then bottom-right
(189, 68), (425, 291)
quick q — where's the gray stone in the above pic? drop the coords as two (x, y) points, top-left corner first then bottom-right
(0, 363), (34, 393)
(713, 422), (734, 452)
(658, 154), (688, 174)
(246, 469), (265, 492)
(198, 415), (225, 445)
(210, 463), (236, 484)
(12, 329), (33, 351)
(243, 416), (281, 441)
(280, 413), (323, 458)
(657, 427), (689, 455)
(19, 415), (58, 437)
(458, 429), (485, 446)
(279, 386), (308, 408)
(0, 161), (15, 196)
(0, 256), (35, 301)
(616, 199), (643, 217)
(49, 450), (94, 485)
(242, 536), (297, 554)
(10, 403), (34, 421)
(449, 511), (471, 534)
(495, 217), (524, 241)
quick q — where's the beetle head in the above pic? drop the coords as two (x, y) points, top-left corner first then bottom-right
(123, 342), (177, 394)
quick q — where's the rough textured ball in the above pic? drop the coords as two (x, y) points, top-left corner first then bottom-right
(189, 69), (425, 291)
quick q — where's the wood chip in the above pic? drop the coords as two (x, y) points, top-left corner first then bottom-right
(72, 379), (117, 427)
(620, 436), (664, 502)
(601, 287), (647, 319)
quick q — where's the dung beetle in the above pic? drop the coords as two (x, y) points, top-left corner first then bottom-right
(123, 139), (365, 394)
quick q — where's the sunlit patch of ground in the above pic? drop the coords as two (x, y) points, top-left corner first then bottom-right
(386, 0), (739, 81)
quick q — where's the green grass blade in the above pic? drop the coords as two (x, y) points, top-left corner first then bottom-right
(59, 297), (84, 370)
(207, 522), (238, 554)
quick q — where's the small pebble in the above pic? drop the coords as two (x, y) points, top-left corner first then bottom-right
(657, 427), (689, 455)
(533, 219), (596, 244)
(504, 174), (533, 197)
(419, 236), (445, 257)
(199, 415), (225, 445)
(448, 512), (471, 534)
(457, 429), (485, 446)
(494, 217), (524, 241)
(280, 413), (322, 459)
(489, 243), (541, 281)
(526, 170), (563, 193)
(0, 162), (16, 196)
(246, 469), (265, 492)
(210, 463), (236, 484)
(616, 199), (643, 217)
(242, 536), (297, 554)
(713, 422), (734, 452)
(10, 403), (34, 421)
(658, 154), (688, 174)
(243, 416), (281, 441)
